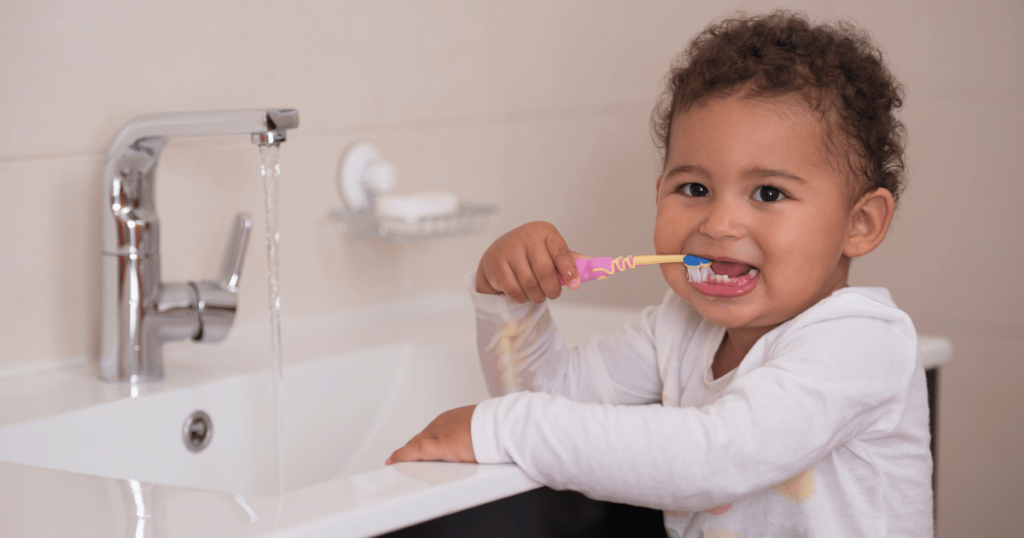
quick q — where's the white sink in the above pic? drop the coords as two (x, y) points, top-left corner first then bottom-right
(0, 291), (541, 537)
(0, 342), (488, 496)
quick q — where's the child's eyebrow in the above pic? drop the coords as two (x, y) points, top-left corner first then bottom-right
(664, 164), (711, 179)
(744, 167), (806, 183)
(664, 164), (805, 183)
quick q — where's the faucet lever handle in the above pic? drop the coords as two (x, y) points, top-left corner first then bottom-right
(192, 212), (252, 343)
(217, 212), (253, 292)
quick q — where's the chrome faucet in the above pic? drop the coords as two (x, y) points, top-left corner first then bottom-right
(99, 109), (299, 383)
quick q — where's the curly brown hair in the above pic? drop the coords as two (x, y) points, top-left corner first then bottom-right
(652, 10), (907, 206)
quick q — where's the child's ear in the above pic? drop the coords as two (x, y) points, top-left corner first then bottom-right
(844, 188), (895, 258)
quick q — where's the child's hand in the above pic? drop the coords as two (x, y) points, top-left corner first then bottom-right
(385, 405), (477, 465)
(476, 221), (583, 303)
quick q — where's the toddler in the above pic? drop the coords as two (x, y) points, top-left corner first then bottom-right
(388, 10), (933, 537)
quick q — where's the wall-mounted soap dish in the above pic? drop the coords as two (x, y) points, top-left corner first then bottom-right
(331, 203), (496, 243)
(331, 141), (496, 243)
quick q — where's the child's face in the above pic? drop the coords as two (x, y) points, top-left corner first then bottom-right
(655, 95), (855, 331)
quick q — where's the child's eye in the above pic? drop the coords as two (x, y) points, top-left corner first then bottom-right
(753, 186), (786, 202)
(677, 183), (709, 197)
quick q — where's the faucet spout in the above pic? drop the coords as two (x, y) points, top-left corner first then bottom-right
(104, 110), (298, 163)
(99, 109), (299, 383)
(252, 130), (287, 147)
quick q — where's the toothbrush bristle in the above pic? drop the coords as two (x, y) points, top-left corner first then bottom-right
(686, 264), (713, 283)
(683, 255), (713, 283)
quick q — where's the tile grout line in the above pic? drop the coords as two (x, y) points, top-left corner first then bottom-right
(294, 100), (653, 140)
(0, 101), (650, 169)
(0, 151), (105, 169)
(0, 356), (91, 380)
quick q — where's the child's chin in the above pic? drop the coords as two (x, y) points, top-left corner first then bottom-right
(683, 295), (757, 328)
(673, 281), (790, 332)
(696, 309), (752, 329)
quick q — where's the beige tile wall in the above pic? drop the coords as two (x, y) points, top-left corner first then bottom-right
(0, 0), (1020, 535)
(820, 3), (1024, 536)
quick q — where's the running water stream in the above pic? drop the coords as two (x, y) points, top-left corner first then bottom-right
(259, 144), (285, 499)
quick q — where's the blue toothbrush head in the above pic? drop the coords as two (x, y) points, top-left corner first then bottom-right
(683, 254), (711, 267)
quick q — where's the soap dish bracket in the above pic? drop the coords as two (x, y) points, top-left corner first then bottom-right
(338, 141), (396, 213)
(331, 204), (496, 243)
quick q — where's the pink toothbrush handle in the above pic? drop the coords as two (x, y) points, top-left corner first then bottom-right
(558, 257), (635, 286)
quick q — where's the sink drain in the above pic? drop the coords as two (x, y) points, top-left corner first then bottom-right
(182, 410), (213, 452)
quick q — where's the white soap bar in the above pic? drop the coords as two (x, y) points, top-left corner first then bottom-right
(374, 191), (459, 236)
(375, 191), (459, 220)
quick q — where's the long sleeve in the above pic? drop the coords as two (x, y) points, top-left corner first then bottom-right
(468, 271), (665, 406)
(471, 289), (926, 516)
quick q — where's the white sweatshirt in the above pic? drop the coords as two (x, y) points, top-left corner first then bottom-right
(468, 273), (934, 537)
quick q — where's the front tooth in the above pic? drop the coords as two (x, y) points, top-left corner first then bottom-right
(749, 268), (759, 277)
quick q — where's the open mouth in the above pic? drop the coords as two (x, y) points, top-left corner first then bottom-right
(684, 256), (760, 298)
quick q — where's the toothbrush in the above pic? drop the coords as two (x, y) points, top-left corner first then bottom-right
(559, 255), (713, 286)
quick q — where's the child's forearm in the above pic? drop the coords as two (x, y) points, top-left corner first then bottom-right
(471, 271), (615, 401)
(470, 388), (817, 512)
(470, 271), (661, 404)
(473, 288), (585, 398)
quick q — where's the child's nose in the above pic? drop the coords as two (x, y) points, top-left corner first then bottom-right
(698, 198), (744, 240)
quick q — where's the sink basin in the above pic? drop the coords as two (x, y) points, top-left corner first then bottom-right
(0, 291), (542, 537)
(0, 337), (541, 537)
(0, 342), (487, 496)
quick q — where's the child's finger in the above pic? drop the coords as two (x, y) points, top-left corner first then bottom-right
(526, 245), (563, 300)
(476, 269), (501, 295)
(509, 258), (546, 304)
(546, 234), (580, 290)
(385, 441), (416, 465)
(494, 261), (530, 304)
(387, 437), (434, 465)
(387, 437), (466, 465)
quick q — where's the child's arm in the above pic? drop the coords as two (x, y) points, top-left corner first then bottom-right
(472, 221), (665, 404)
(467, 296), (923, 511)
(387, 298), (666, 465)
(472, 278), (665, 403)
(387, 222), (670, 465)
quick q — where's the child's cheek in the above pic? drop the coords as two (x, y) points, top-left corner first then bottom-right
(653, 212), (682, 249)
